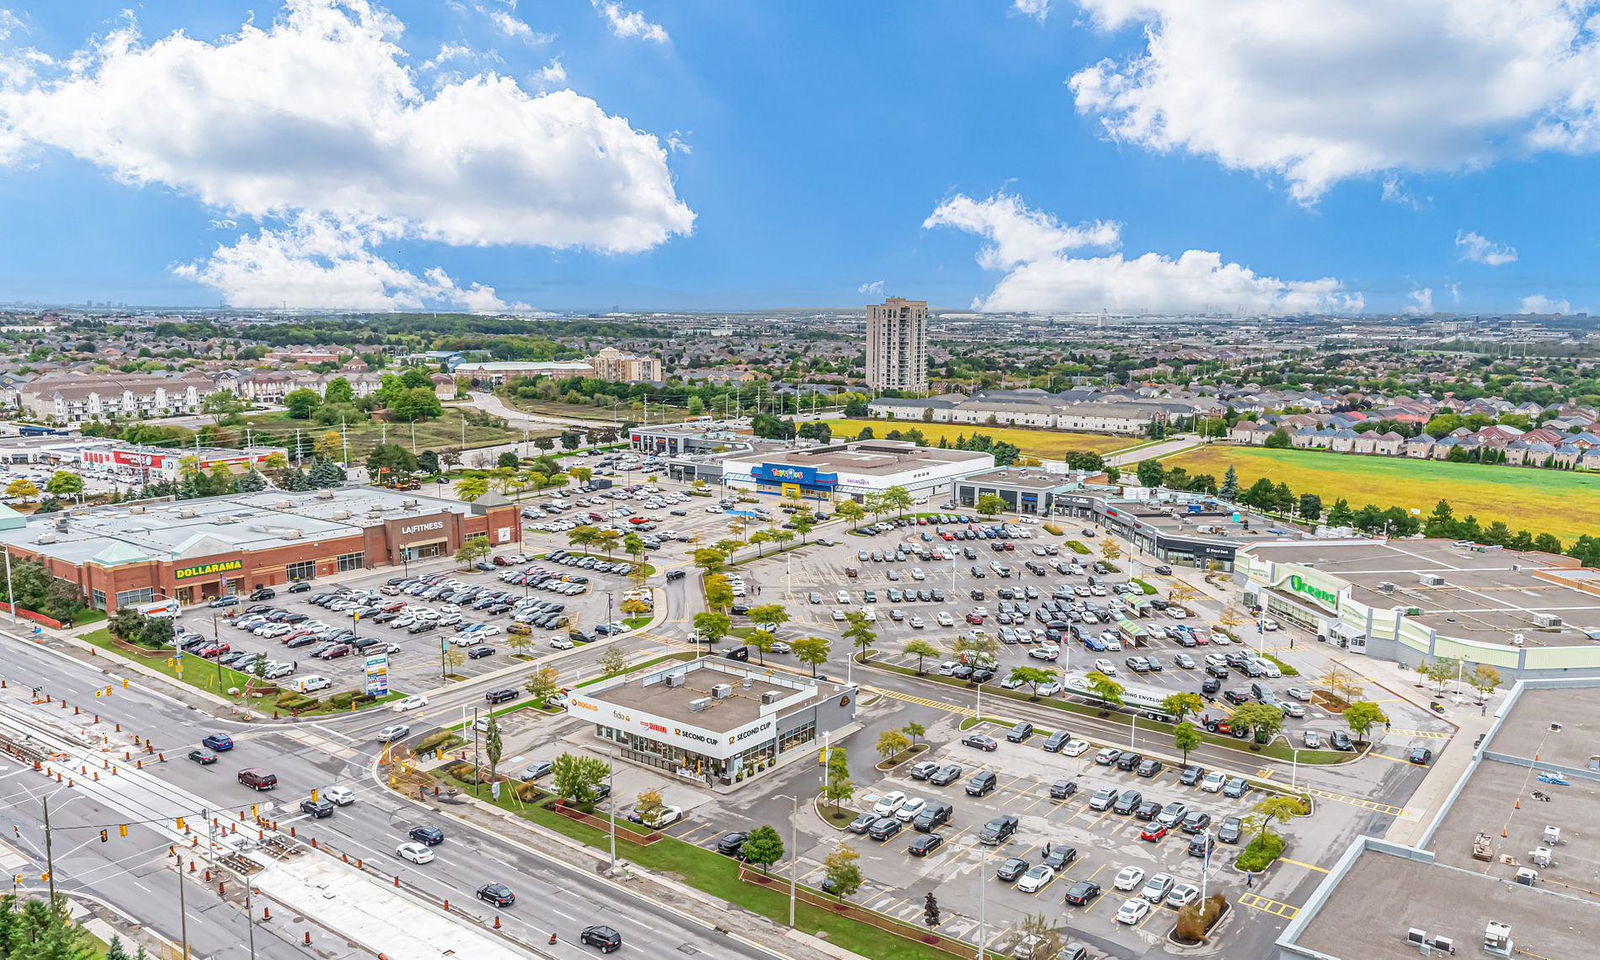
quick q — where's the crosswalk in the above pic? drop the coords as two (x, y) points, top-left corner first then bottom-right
(873, 687), (967, 714)
(1239, 892), (1300, 919)
(1387, 728), (1451, 740)
(1306, 787), (1406, 817)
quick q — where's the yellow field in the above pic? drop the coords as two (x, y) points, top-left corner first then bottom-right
(1162, 446), (1600, 544)
(821, 419), (1135, 459)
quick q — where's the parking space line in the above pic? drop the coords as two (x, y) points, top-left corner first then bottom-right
(1277, 857), (1330, 874)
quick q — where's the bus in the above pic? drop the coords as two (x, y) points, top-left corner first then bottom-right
(1061, 671), (1176, 722)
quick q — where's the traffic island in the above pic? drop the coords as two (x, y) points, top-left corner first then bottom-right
(1168, 894), (1231, 951)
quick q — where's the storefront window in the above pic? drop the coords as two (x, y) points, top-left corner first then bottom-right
(336, 552), (365, 572)
(286, 560), (315, 581)
(115, 587), (154, 608)
(91, 589), (106, 610)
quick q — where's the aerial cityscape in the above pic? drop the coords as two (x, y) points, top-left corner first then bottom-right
(0, 4), (1599, 960)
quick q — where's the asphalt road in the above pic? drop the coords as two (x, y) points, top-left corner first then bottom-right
(0, 625), (780, 960)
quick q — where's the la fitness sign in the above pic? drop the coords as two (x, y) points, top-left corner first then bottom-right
(399, 519), (446, 537)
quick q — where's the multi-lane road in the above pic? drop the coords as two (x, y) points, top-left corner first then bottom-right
(0, 626), (783, 960)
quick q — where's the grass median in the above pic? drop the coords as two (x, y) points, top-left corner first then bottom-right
(81, 627), (253, 701)
(438, 774), (942, 960)
(864, 656), (1347, 765)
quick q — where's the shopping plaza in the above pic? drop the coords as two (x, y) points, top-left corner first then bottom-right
(568, 658), (858, 786)
(0, 487), (522, 612)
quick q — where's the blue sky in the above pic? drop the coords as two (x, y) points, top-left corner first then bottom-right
(0, 0), (1596, 314)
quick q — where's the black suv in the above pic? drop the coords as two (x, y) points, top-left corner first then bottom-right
(300, 798), (334, 818)
(580, 925), (622, 953)
(715, 832), (749, 858)
(1049, 779), (1078, 800)
(410, 825), (444, 845)
(978, 815), (1018, 845)
(1041, 842), (1078, 870)
(965, 771), (998, 797)
(485, 688), (518, 704)
(1042, 730), (1072, 753)
(1111, 790), (1143, 815)
(1006, 722), (1034, 743)
(1179, 765), (1206, 786)
(1115, 752), (1143, 772)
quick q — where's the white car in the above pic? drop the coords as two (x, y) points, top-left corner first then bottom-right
(635, 805), (683, 829)
(1028, 645), (1059, 662)
(395, 842), (434, 864)
(1140, 873), (1175, 903)
(937, 661), (961, 676)
(549, 637), (575, 650)
(376, 724), (411, 742)
(1115, 899), (1150, 925)
(1285, 686), (1313, 702)
(391, 695), (429, 713)
(1113, 865), (1146, 891)
(1016, 865), (1056, 894)
(324, 785), (355, 806)
(909, 616), (926, 629)
(1166, 882), (1201, 909)
(1261, 619), (1280, 632)
(873, 791), (908, 816)
(1200, 771), (1227, 793)
(1092, 658), (1118, 676)
(936, 612), (955, 627)
(1061, 739), (1090, 758)
(1301, 730), (1322, 749)
(895, 798), (928, 822)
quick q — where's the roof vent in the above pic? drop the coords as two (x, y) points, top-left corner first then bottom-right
(402, 499), (418, 508)
(760, 691), (780, 705)
(177, 508), (197, 519)
(330, 511), (351, 521)
(35, 533), (56, 544)
(687, 696), (711, 713)
(279, 529), (305, 540)
(274, 500), (292, 510)
(1534, 613), (1563, 629)
(1376, 581), (1395, 594)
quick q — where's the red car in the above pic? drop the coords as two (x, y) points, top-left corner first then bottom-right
(966, 613), (985, 625)
(316, 644), (351, 660)
(197, 642), (231, 658)
(1139, 824), (1169, 842)
(941, 532), (954, 541)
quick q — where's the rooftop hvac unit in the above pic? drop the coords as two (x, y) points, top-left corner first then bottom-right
(178, 508), (197, 519)
(279, 529), (304, 540)
(1377, 581), (1396, 594)
(711, 683), (733, 700)
(742, 676), (754, 688)
(35, 533), (56, 544)
(402, 499), (418, 508)
(330, 511), (351, 521)
(129, 505), (145, 514)
(317, 490), (335, 500)
(1484, 922), (1511, 951)
(664, 673), (684, 688)
(1512, 633), (1526, 646)
(1514, 867), (1537, 886)
(1419, 574), (1446, 586)
(760, 691), (780, 705)
(1406, 929), (1428, 947)
(687, 697), (711, 713)
(274, 500), (292, 510)
(1429, 936), (1455, 954)
(1534, 613), (1563, 628)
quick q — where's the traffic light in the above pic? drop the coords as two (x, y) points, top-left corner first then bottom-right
(118, 824), (128, 838)
(98, 829), (108, 844)
(176, 817), (186, 831)
(250, 804), (258, 818)
(310, 789), (319, 803)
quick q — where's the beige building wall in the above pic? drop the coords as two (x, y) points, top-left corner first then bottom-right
(865, 297), (928, 392)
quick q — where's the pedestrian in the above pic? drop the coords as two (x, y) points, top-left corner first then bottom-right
(1246, 872), (1254, 888)
(1481, 703), (1487, 717)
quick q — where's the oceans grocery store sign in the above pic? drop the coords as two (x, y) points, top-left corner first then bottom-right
(174, 558), (243, 581)
(1272, 568), (1343, 612)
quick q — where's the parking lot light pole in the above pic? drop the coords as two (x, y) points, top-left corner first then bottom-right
(976, 841), (988, 960)
(775, 794), (799, 927)
(1290, 746), (1300, 792)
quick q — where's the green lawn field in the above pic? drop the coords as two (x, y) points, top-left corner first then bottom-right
(1161, 446), (1600, 543)
(821, 418), (1134, 459)
(235, 407), (535, 460)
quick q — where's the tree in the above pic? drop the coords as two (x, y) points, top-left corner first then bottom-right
(1219, 466), (1239, 500)
(1173, 722), (1202, 764)
(455, 534), (491, 568)
(691, 547), (728, 576)
(367, 443), (419, 481)
(922, 892), (941, 931)
(594, 529), (621, 557)
(1317, 661), (1365, 704)
(550, 752), (609, 807)
(792, 635), (831, 676)
(692, 611), (730, 645)
(1161, 692), (1204, 722)
(235, 469), (266, 492)
(1101, 539), (1122, 563)
(792, 511), (816, 543)
(951, 630), (1000, 669)
(1469, 663), (1501, 702)
(902, 639), (943, 674)
(842, 611), (877, 662)
(1136, 459), (1165, 489)
(1251, 795), (1302, 846)
(284, 388), (323, 419)
(822, 748), (855, 812)
(704, 574), (735, 611)
(524, 666), (561, 703)
(5, 478), (39, 501)
(202, 388), (248, 422)
(1229, 702), (1284, 746)
(741, 824), (785, 875)
(0, 893), (95, 960)
(880, 485), (914, 518)
(1343, 700), (1388, 745)
(442, 647), (466, 675)
(975, 493), (1007, 518)
(822, 845), (862, 900)
(634, 788), (665, 825)
(1264, 427), (1291, 448)
(876, 729), (910, 763)
(454, 475), (489, 502)
(1425, 657), (1461, 693)
(484, 715), (503, 782)
(598, 647), (629, 677)
(43, 471), (83, 498)
(324, 376), (354, 405)
(836, 499), (865, 529)
(1007, 665), (1056, 698)
(1084, 671), (1124, 715)
(389, 386), (444, 422)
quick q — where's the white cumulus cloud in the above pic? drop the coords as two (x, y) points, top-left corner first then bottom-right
(533, 59), (566, 86)
(0, 1), (693, 279)
(1405, 287), (1434, 315)
(1455, 230), (1518, 266)
(1067, 0), (1600, 203)
(592, 1), (669, 44)
(858, 279), (886, 295)
(1014, 0), (1052, 22)
(174, 216), (522, 312)
(1519, 294), (1570, 314)
(925, 191), (1360, 315)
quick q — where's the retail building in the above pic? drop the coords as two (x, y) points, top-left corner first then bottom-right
(721, 439), (993, 503)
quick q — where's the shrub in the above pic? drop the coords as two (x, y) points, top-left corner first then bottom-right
(275, 692), (314, 710)
(1065, 540), (1091, 554)
(441, 760), (479, 783)
(1131, 578), (1157, 595)
(415, 730), (464, 753)
(1264, 654), (1301, 677)
(328, 691), (357, 709)
(1234, 833), (1285, 872)
(1041, 522), (1064, 536)
(513, 781), (544, 802)
(1175, 893), (1227, 943)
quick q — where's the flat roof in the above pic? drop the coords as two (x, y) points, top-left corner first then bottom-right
(728, 440), (991, 477)
(1283, 679), (1600, 960)
(1289, 847), (1599, 960)
(1247, 540), (1600, 646)
(582, 659), (841, 732)
(0, 487), (485, 566)
(958, 468), (1079, 492)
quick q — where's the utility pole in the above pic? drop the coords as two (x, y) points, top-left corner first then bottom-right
(607, 755), (617, 872)
(245, 882), (257, 960)
(42, 797), (55, 906)
(176, 859), (190, 960)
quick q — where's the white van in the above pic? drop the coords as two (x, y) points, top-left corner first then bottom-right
(293, 675), (333, 694)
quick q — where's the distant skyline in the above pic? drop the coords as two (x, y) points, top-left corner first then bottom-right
(0, 1), (1596, 315)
